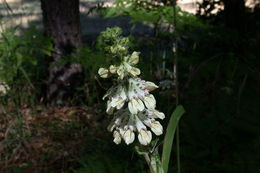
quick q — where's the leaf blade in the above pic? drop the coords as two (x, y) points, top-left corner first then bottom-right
(162, 105), (185, 173)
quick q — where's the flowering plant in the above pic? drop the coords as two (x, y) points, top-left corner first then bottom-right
(98, 28), (165, 146)
(97, 27), (185, 173)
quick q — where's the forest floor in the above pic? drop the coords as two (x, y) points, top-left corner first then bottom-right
(0, 105), (109, 172)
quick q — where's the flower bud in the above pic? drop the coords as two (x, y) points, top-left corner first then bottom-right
(98, 68), (109, 78)
(109, 65), (118, 74)
(113, 130), (122, 144)
(145, 81), (158, 91)
(129, 67), (141, 77)
(118, 45), (127, 54)
(128, 51), (140, 65)
(152, 110), (165, 119)
(117, 66), (125, 79)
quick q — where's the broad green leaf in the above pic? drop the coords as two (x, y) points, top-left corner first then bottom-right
(162, 105), (185, 173)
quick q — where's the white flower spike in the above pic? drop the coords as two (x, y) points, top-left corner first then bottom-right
(98, 28), (164, 146)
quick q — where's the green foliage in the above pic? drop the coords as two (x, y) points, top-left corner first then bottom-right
(71, 137), (147, 173)
(102, 0), (207, 35)
(0, 26), (53, 105)
(72, 153), (136, 173)
(0, 26), (53, 84)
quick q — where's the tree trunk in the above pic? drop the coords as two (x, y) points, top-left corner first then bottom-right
(40, 0), (83, 105)
(223, 0), (246, 31)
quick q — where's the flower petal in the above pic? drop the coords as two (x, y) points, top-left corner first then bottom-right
(138, 129), (152, 145)
(150, 121), (163, 136)
(136, 99), (145, 112)
(117, 65), (125, 79)
(106, 100), (115, 115)
(123, 129), (135, 145)
(144, 95), (156, 110)
(113, 130), (122, 144)
(128, 99), (138, 114)
(145, 81), (158, 91)
(128, 51), (140, 65)
(129, 67), (141, 77)
(109, 65), (118, 74)
(153, 110), (165, 119)
(98, 68), (109, 78)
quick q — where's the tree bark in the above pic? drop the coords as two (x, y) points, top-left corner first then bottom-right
(40, 0), (83, 105)
(223, 0), (246, 31)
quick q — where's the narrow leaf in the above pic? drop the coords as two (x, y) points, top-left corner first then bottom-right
(162, 105), (185, 173)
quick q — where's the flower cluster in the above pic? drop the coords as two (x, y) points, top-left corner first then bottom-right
(0, 81), (10, 96)
(98, 50), (165, 146)
(98, 51), (140, 79)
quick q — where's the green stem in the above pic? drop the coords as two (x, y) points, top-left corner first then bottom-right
(144, 154), (156, 173)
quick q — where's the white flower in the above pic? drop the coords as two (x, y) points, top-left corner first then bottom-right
(128, 99), (138, 114)
(129, 67), (141, 77)
(128, 98), (144, 114)
(123, 62), (132, 72)
(106, 100), (114, 115)
(138, 129), (152, 146)
(128, 51), (140, 65)
(127, 88), (137, 100)
(144, 120), (163, 136)
(98, 68), (109, 78)
(109, 86), (127, 110)
(113, 130), (122, 144)
(117, 65), (126, 79)
(110, 97), (124, 108)
(102, 86), (116, 100)
(147, 109), (165, 119)
(0, 82), (9, 96)
(136, 99), (145, 111)
(144, 94), (156, 110)
(109, 65), (118, 74)
(145, 81), (158, 91)
(121, 128), (135, 145)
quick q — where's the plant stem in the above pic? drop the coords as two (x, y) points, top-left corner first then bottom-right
(144, 154), (156, 173)
(172, 1), (181, 173)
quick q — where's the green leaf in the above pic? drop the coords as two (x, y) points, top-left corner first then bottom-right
(162, 105), (185, 173)
(15, 52), (23, 67)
